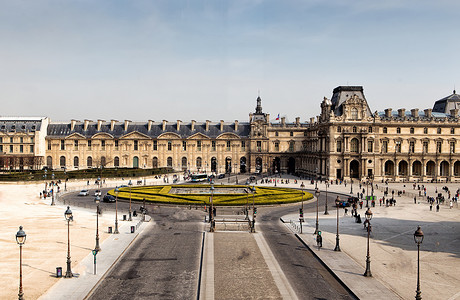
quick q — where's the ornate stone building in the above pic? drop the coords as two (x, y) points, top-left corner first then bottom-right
(2, 86), (460, 182)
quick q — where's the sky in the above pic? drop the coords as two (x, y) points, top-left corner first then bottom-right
(1, 0), (459, 123)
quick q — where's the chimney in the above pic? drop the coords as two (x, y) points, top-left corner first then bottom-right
(385, 109), (392, 118)
(84, 119), (91, 131)
(281, 117), (286, 126)
(310, 117), (315, 124)
(162, 120), (167, 131)
(70, 119), (77, 131)
(124, 120), (131, 131)
(451, 109), (459, 117)
(295, 117), (300, 126)
(110, 120), (117, 131)
(206, 120), (210, 131)
(97, 119), (104, 131)
(424, 109), (432, 118)
(411, 109), (419, 118)
(191, 120), (196, 131)
(177, 120), (181, 131)
(398, 109), (405, 117)
(220, 120), (224, 131)
(266, 113), (270, 124)
(148, 120), (153, 131)
(234, 120), (238, 131)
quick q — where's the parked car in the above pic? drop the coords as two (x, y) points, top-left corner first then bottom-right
(119, 185), (128, 188)
(78, 190), (89, 196)
(217, 174), (225, 179)
(103, 194), (116, 203)
(249, 176), (256, 181)
(94, 190), (101, 197)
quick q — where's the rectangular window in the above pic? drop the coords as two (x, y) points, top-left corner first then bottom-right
(226, 141), (231, 151)
(168, 141), (172, 151)
(48, 140), (51, 150)
(367, 141), (373, 152)
(101, 140), (106, 150)
(60, 140), (65, 150)
(31, 137), (34, 143)
(0, 145), (2, 152)
(275, 142), (279, 152)
(395, 141), (401, 153)
(182, 141), (187, 151)
(10, 145), (13, 153)
(88, 140), (92, 150)
(336, 141), (342, 152)
(241, 141), (246, 150)
(409, 141), (415, 153)
(20, 137), (23, 143)
(382, 141), (388, 153)
(257, 141), (262, 152)
(115, 140), (119, 150)
(423, 141), (428, 153)
(212, 141), (216, 151)
(30, 145), (34, 153)
(74, 140), (78, 150)
(0, 137), (2, 143)
(134, 140), (138, 151)
(153, 140), (157, 151)
(10, 137), (13, 143)
(289, 142), (294, 152)
(197, 140), (201, 151)
(19, 145), (23, 153)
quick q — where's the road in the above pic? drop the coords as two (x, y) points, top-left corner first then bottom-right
(61, 181), (356, 299)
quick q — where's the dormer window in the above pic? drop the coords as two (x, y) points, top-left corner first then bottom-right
(351, 108), (358, 119)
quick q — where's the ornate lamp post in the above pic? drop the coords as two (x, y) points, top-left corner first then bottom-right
(324, 181), (329, 215)
(114, 187), (119, 234)
(251, 186), (256, 232)
(414, 226), (424, 300)
(334, 196), (341, 251)
(363, 207), (373, 277)
(245, 185), (249, 220)
(350, 178), (353, 194)
(210, 181), (215, 232)
(314, 188), (319, 234)
(64, 206), (73, 278)
(300, 182), (305, 233)
(366, 177), (370, 207)
(16, 226), (26, 300)
(128, 180), (133, 221)
(315, 167), (318, 189)
(94, 196), (101, 252)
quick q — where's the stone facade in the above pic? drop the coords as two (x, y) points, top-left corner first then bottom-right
(2, 86), (460, 182)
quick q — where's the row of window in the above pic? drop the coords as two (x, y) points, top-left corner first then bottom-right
(337, 126), (456, 134)
(0, 145), (34, 153)
(273, 131), (307, 137)
(0, 125), (36, 131)
(0, 137), (34, 143)
(50, 140), (247, 152)
(336, 139), (457, 154)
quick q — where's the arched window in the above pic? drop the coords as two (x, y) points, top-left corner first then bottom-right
(337, 126), (341, 133)
(352, 126), (357, 133)
(74, 156), (79, 167)
(87, 156), (92, 167)
(424, 127), (428, 134)
(167, 157), (173, 167)
(181, 157), (187, 170)
(114, 156), (119, 167)
(101, 156), (106, 167)
(152, 157), (158, 168)
(397, 127), (401, 134)
(196, 157), (202, 168)
(351, 108), (358, 119)
(167, 141), (172, 151)
(368, 126), (372, 133)
(350, 138), (359, 153)
(437, 127), (442, 134)
(60, 156), (66, 167)
(46, 156), (53, 169)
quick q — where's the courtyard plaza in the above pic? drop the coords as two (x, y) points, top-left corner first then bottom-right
(0, 172), (459, 299)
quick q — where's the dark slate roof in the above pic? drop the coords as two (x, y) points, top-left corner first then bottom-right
(47, 121), (251, 139)
(432, 91), (460, 113)
(330, 86), (372, 117)
(378, 111), (451, 120)
(0, 117), (44, 132)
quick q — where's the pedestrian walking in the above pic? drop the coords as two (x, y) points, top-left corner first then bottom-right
(430, 204), (432, 211)
(450, 200), (453, 209)
(414, 197), (417, 204)
(436, 204), (440, 212)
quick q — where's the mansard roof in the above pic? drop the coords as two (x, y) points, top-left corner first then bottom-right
(432, 90), (460, 113)
(330, 86), (372, 117)
(377, 110), (452, 120)
(47, 121), (251, 139)
(0, 117), (46, 132)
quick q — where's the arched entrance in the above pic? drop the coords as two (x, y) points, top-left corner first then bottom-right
(182, 157), (187, 171)
(384, 160), (394, 176)
(152, 157), (158, 168)
(133, 156), (139, 168)
(211, 157), (217, 173)
(398, 160), (408, 176)
(273, 157), (281, 173)
(288, 157), (296, 174)
(440, 160), (449, 176)
(412, 161), (422, 176)
(46, 156), (53, 169)
(240, 157), (247, 173)
(225, 157), (232, 174)
(426, 161), (435, 176)
(60, 156), (66, 168)
(454, 161), (460, 176)
(350, 160), (359, 178)
(255, 157), (262, 173)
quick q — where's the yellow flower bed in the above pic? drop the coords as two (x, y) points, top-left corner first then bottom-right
(108, 185), (313, 206)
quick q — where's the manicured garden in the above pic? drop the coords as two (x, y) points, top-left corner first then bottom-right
(108, 184), (313, 206)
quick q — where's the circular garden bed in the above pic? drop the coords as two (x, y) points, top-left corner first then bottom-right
(108, 184), (313, 206)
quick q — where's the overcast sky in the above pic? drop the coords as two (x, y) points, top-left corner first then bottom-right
(1, 0), (459, 122)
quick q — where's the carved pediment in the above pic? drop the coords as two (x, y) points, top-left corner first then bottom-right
(65, 132), (86, 139)
(91, 132), (114, 139)
(120, 131), (151, 139)
(157, 132), (181, 139)
(187, 132), (211, 140)
(216, 133), (241, 139)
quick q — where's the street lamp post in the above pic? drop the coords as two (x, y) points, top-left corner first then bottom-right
(210, 181), (215, 232)
(334, 196), (341, 251)
(314, 188), (319, 234)
(300, 182), (305, 233)
(366, 177), (370, 207)
(64, 206), (73, 278)
(363, 207), (373, 277)
(414, 226), (424, 300)
(315, 167), (318, 189)
(114, 187), (120, 234)
(16, 226), (26, 300)
(94, 196), (101, 252)
(350, 178), (353, 194)
(324, 181), (329, 215)
(251, 186), (256, 233)
(245, 185), (249, 220)
(51, 182), (55, 206)
(128, 180), (133, 221)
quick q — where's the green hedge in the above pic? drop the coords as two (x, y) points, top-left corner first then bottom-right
(108, 185), (313, 206)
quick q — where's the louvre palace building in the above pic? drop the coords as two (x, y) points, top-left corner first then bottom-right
(2, 85), (460, 182)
